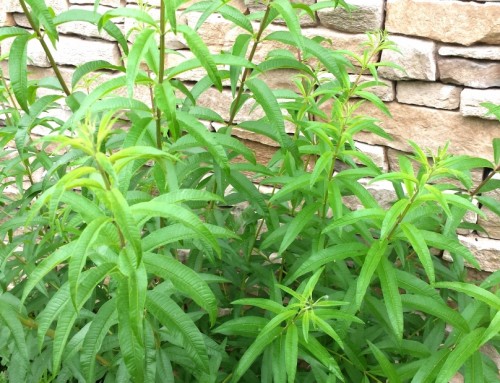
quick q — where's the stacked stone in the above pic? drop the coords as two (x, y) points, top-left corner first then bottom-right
(0, 0), (499, 268)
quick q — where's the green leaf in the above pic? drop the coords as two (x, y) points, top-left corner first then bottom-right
(69, 216), (111, 308)
(127, 28), (156, 97)
(22, 242), (77, 303)
(9, 34), (31, 112)
(117, 276), (145, 382)
(271, 0), (304, 52)
(0, 26), (30, 40)
(380, 198), (408, 240)
(367, 341), (401, 383)
(81, 299), (117, 383)
(400, 294), (469, 333)
(219, 4), (253, 33)
(132, 202), (220, 256)
(279, 202), (319, 254)
(245, 78), (297, 157)
(99, 7), (157, 29)
(0, 297), (28, 364)
(356, 239), (388, 306)
(298, 335), (343, 380)
(400, 223), (435, 284)
(421, 230), (480, 270)
(285, 323), (298, 383)
(143, 252), (217, 325)
(378, 258), (403, 339)
(493, 137), (500, 164)
(25, 0), (58, 45)
(434, 282), (500, 311)
(213, 316), (269, 337)
(476, 195), (500, 217)
(322, 208), (385, 233)
(232, 311), (295, 382)
(232, 298), (285, 314)
(283, 243), (368, 284)
(154, 81), (180, 139)
(435, 328), (486, 383)
(177, 24), (222, 91)
(147, 289), (210, 373)
(177, 111), (229, 171)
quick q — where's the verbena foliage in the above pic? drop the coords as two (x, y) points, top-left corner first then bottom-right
(0, 0), (500, 382)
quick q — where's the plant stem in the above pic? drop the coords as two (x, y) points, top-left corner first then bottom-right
(18, 0), (71, 97)
(227, 4), (272, 127)
(155, 0), (167, 149)
(470, 165), (500, 197)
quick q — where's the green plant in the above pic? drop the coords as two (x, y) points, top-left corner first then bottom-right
(0, 0), (500, 382)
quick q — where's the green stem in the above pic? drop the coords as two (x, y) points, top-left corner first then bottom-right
(155, 0), (167, 149)
(227, 4), (272, 127)
(18, 0), (71, 96)
(470, 164), (500, 197)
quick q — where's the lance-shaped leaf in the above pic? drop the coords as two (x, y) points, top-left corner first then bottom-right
(9, 34), (31, 112)
(356, 239), (388, 306)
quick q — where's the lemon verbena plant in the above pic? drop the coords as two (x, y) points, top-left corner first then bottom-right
(0, 0), (500, 382)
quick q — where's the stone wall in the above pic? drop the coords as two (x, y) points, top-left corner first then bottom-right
(1, 0), (500, 269)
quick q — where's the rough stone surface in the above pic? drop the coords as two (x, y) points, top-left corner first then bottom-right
(343, 178), (397, 210)
(458, 235), (500, 272)
(14, 6), (122, 42)
(385, 0), (500, 46)
(4, 0), (68, 13)
(354, 141), (388, 171)
(378, 36), (437, 81)
(1, 36), (50, 68)
(438, 58), (500, 89)
(355, 102), (500, 159)
(69, 0), (121, 6)
(0, 3), (14, 27)
(439, 45), (500, 61)
(397, 81), (461, 110)
(52, 36), (121, 67)
(460, 88), (500, 120)
(317, 0), (384, 33)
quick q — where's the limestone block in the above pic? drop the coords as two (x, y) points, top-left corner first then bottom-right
(343, 178), (397, 210)
(439, 45), (500, 61)
(14, 6), (122, 42)
(354, 141), (388, 171)
(0, 36), (51, 68)
(460, 89), (500, 120)
(249, 0), (317, 27)
(378, 36), (436, 81)
(397, 81), (461, 110)
(457, 235), (500, 272)
(4, 0), (68, 13)
(385, 0), (500, 46)
(438, 58), (500, 89)
(69, 0), (121, 7)
(0, 2), (14, 27)
(354, 102), (500, 159)
(317, 0), (384, 33)
(53, 36), (122, 67)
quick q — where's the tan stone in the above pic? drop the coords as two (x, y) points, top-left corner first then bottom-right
(438, 58), (500, 89)
(343, 178), (397, 210)
(0, 2), (14, 27)
(439, 45), (500, 61)
(69, 0), (121, 6)
(378, 36), (436, 81)
(14, 6), (122, 42)
(354, 102), (500, 159)
(54, 36), (122, 67)
(0, 35), (50, 68)
(458, 235), (500, 272)
(461, 89), (500, 120)
(385, 0), (500, 46)
(317, 0), (384, 33)
(4, 0), (68, 13)
(397, 81), (461, 110)
(354, 141), (388, 171)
